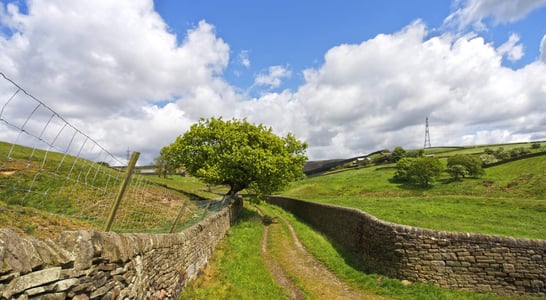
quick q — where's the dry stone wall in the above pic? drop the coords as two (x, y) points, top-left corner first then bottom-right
(0, 199), (242, 299)
(268, 196), (545, 296)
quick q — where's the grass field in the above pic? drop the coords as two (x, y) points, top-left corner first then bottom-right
(0, 141), (207, 235)
(281, 145), (546, 239)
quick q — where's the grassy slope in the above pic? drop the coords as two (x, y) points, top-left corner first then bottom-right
(0, 141), (202, 235)
(280, 148), (546, 240)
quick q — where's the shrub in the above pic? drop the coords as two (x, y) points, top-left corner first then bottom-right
(446, 164), (468, 181)
(406, 149), (424, 158)
(447, 154), (484, 178)
(391, 146), (406, 162)
(394, 157), (443, 187)
(480, 154), (497, 165)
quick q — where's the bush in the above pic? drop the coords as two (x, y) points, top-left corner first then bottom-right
(393, 157), (414, 182)
(406, 149), (424, 158)
(391, 146), (406, 162)
(394, 156), (443, 187)
(447, 154), (484, 178)
(446, 164), (468, 181)
(480, 154), (497, 165)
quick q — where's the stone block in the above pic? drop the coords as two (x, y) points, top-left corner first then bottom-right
(1, 267), (61, 299)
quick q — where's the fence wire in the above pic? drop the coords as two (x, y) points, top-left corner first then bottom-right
(0, 72), (226, 236)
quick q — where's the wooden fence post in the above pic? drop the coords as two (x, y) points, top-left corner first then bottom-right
(170, 201), (188, 233)
(103, 151), (140, 232)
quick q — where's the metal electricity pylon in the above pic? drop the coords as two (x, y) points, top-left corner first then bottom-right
(424, 117), (431, 148)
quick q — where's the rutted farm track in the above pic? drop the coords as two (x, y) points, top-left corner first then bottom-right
(257, 206), (386, 299)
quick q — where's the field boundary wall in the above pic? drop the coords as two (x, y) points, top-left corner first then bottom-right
(268, 196), (545, 296)
(0, 198), (243, 299)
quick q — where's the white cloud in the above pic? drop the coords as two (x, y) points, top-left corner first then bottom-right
(497, 33), (524, 62)
(287, 21), (546, 158)
(254, 65), (292, 88)
(1, 1), (545, 163)
(238, 50), (251, 68)
(0, 0), (233, 161)
(445, 0), (546, 30)
(541, 34), (546, 63)
(0, 1), (230, 116)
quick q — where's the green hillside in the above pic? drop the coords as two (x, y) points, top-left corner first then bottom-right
(3, 140), (545, 240)
(280, 144), (546, 240)
(0, 141), (205, 237)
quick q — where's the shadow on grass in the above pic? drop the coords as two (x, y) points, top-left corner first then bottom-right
(387, 178), (433, 192)
(234, 206), (265, 225)
(287, 213), (376, 275)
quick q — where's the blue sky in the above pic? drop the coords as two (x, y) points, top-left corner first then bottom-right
(153, 0), (545, 93)
(1, 0), (546, 163)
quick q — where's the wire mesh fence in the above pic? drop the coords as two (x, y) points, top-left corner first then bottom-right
(0, 72), (228, 236)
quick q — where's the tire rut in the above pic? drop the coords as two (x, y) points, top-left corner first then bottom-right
(259, 209), (306, 299)
(258, 207), (385, 300)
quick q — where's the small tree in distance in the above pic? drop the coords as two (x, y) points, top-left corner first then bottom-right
(393, 156), (443, 187)
(391, 146), (406, 162)
(446, 164), (468, 181)
(408, 156), (443, 187)
(161, 117), (308, 200)
(447, 154), (484, 179)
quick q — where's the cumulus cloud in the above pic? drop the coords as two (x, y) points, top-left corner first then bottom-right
(0, 0), (233, 163)
(0, 1), (230, 114)
(254, 65), (292, 88)
(541, 34), (546, 62)
(445, 0), (546, 30)
(497, 33), (524, 62)
(1, 1), (545, 163)
(285, 21), (546, 158)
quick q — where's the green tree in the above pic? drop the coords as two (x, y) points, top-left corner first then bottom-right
(406, 149), (424, 158)
(391, 146), (406, 162)
(495, 147), (509, 160)
(393, 157), (414, 182)
(447, 154), (484, 178)
(161, 117), (308, 199)
(446, 164), (468, 181)
(393, 156), (443, 187)
(407, 156), (443, 187)
(480, 154), (497, 165)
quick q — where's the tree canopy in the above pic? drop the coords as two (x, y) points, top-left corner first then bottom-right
(446, 154), (484, 178)
(394, 156), (443, 187)
(161, 117), (308, 199)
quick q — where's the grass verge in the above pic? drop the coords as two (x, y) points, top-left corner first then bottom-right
(178, 206), (288, 300)
(281, 155), (546, 239)
(261, 202), (538, 300)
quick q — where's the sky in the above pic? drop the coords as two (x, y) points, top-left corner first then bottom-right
(1, 0), (546, 164)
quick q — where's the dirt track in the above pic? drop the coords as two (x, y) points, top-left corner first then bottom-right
(258, 208), (385, 299)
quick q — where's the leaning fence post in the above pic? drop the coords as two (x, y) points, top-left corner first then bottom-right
(201, 199), (212, 219)
(170, 200), (188, 233)
(103, 151), (140, 232)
